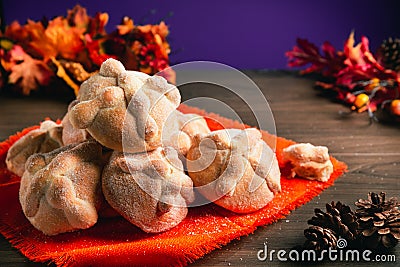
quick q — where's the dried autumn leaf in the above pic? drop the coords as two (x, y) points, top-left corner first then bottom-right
(67, 5), (90, 30)
(137, 24), (152, 33)
(7, 46), (52, 95)
(87, 12), (109, 37)
(28, 17), (85, 60)
(151, 21), (169, 39)
(344, 31), (362, 66)
(23, 19), (56, 59)
(343, 31), (384, 71)
(286, 38), (345, 76)
(1, 4), (175, 94)
(3, 21), (30, 45)
(152, 23), (171, 57)
(85, 34), (116, 66)
(46, 17), (85, 59)
(287, 31), (400, 119)
(1, 44), (31, 72)
(117, 16), (134, 35)
(337, 33), (398, 89)
(321, 41), (337, 60)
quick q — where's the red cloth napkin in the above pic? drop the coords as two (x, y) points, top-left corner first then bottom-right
(0, 104), (347, 266)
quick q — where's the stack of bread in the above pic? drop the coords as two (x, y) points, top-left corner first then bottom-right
(6, 59), (283, 236)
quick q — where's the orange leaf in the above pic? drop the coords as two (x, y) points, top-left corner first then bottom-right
(151, 21), (169, 39)
(46, 17), (85, 59)
(87, 12), (109, 36)
(4, 21), (30, 44)
(8, 46), (52, 95)
(117, 16), (134, 35)
(28, 17), (85, 60)
(344, 31), (364, 66)
(25, 19), (58, 59)
(137, 24), (152, 33)
(67, 5), (90, 30)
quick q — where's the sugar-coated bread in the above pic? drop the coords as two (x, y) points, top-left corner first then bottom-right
(69, 58), (181, 153)
(99, 58), (125, 78)
(6, 120), (63, 177)
(187, 128), (281, 213)
(282, 143), (333, 182)
(162, 110), (211, 156)
(61, 100), (91, 145)
(102, 147), (195, 233)
(19, 141), (103, 235)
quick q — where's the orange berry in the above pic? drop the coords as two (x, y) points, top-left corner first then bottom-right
(353, 93), (369, 110)
(365, 78), (380, 92)
(391, 100), (400, 116)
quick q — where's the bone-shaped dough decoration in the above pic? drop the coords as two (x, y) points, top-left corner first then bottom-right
(19, 141), (103, 235)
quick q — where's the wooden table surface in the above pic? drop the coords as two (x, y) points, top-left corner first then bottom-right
(0, 71), (399, 266)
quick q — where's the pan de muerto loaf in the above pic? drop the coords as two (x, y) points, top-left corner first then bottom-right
(102, 147), (195, 233)
(187, 128), (281, 213)
(69, 58), (180, 153)
(6, 120), (63, 177)
(19, 141), (103, 235)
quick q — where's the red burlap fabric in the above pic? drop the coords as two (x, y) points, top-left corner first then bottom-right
(0, 104), (347, 266)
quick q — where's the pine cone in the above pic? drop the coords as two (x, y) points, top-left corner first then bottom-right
(355, 192), (400, 249)
(378, 37), (400, 72)
(303, 226), (338, 252)
(308, 201), (358, 242)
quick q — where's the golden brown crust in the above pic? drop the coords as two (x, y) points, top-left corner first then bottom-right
(282, 143), (333, 182)
(102, 147), (194, 233)
(6, 120), (63, 177)
(69, 58), (181, 153)
(61, 100), (91, 145)
(19, 141), (103, 235)
(187, 128), (281, 213)
(78, 75), (117, 102)
(162, 110), (211, 156)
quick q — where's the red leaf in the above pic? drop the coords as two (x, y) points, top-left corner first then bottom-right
(321, 41), (336, 60)
(84, 35), (116, 67)
(286, 38), (345, 76)
(87, 12), (109, 37)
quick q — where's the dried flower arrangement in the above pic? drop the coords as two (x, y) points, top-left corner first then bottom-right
(286, 32), (400, 122)
(0, 5), (175, 96)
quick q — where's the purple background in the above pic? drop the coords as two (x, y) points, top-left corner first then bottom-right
(2, 0), (399, 69)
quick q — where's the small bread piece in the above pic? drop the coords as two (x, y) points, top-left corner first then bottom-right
(61, 100), (91, 145)
(102, 147), (195, 233)
(19, 141), (103, 235)
(69, 58), (181, 152)
(282, 143), (333, 182)
(162, 110), (211, 156)
(6, 120), (63, 177)
(187, 128), (281, 214)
